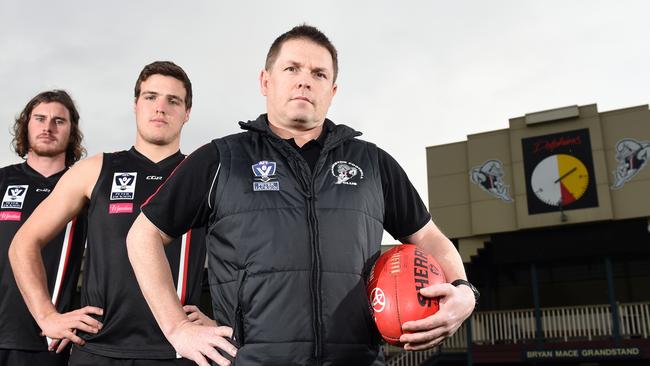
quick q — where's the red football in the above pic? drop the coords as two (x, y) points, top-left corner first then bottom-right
(367, 244), (446, 345)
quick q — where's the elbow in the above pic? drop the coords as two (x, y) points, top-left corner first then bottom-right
(126, 213), (155, 263)
(125, 220), (140, 261)
(8, 232), (23, 269)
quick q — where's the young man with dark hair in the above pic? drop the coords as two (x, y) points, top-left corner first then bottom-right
(128, 25), (477, 366)
(1, 90), (88, 365)
(10, 62), (210, 365)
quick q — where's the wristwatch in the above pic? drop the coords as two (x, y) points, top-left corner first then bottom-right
(451, 279), (480, 308)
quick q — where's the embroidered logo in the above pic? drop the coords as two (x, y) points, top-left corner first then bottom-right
(252, 161), (279, 191)
(611, 138), (650, 190)
(2, 185), (28, 209)
(469, 159), (513, 202)
(110, 172), (137, 200)
(331, 161), (364, 185)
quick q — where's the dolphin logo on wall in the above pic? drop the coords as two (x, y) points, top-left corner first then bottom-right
(469, 159), (513, 202)
(611, 138), (650, 190)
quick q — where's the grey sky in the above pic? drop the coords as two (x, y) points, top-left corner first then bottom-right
(2, 1), (649, 240)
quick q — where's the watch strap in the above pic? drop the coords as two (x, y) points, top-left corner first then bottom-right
(451, 279), (480, 307)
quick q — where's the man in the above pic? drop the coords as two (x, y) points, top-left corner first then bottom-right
(10, 62), (210, 365)
(127, 26), (477, 366)
(0, 90), (87, 366)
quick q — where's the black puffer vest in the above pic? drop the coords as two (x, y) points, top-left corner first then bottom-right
(208, 115), (385, 365)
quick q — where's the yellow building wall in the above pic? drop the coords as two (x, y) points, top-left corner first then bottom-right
(426, 103), (650, 240)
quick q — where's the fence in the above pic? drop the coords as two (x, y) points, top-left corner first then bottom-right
(385, 302), (650, 365)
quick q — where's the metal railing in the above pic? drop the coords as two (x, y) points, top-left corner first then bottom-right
(385, 302), (650, 365)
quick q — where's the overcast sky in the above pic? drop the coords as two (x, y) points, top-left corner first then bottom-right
(2, 1), (649, 240)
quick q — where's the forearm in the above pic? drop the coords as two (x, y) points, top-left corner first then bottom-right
(126, 213), (188, 335)
(425, 234), (467, 282)
(405, 220), (468, 281)
(9, 230), (58, 323)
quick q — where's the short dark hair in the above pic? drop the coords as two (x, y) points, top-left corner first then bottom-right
(11, 90), (85, 167)
(134, 61), (193, 109)
(265, 24), (339, 82)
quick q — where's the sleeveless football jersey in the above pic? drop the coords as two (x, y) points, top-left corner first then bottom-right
(79, 148), (206, 359)
(0, 163), (87, 351)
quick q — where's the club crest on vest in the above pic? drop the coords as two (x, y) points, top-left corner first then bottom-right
(331, 161), (364, 185)
(110, 172), (137, 200)
(252, 160), (279, 191)
(2, 185), (28, 209)
(611, 138), (650, 190)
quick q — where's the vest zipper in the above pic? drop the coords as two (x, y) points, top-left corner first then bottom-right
(307, 184), (322, 365)
(308, 150), (333, 366)
(292, 156), (323, 364)
(266, 133), (354, 365)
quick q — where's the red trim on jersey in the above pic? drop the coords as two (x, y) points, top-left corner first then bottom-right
(179, 229), (192, 305)
(54, 218), (77, 306)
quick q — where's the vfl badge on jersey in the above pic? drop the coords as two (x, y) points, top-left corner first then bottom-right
(2, 185), (28, 209)
(252, 160), (279, 191)
(110, 172), (137, 200)
(331, 161), (364, 185)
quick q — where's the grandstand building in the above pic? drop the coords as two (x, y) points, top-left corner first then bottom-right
(398, 104), (650, 366)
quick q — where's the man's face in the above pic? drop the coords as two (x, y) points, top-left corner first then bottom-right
(134, 74), (190, 146)
(261, 38), (337, 129)
(27, 102), (72, 158)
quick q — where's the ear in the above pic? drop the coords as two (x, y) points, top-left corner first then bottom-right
(260, 69), (269, 96)
(183, 108), (191, 124)
(331, 83), (338, 97)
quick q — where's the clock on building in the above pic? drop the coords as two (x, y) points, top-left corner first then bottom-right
(522, 128), (598, 215)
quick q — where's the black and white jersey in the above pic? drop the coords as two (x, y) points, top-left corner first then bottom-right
(79, 148), (206, 359)
(0, 163), (87, 351)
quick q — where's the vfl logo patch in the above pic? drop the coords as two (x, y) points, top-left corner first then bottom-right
(110, 172), (137, 200)
(109, 203), (133, 214)
(611, 138), (650, 190)
(469, 159), (513, 202)
(2, 185), (28, 209)
(252, 160), (279, 191)
(331, 161), (364, 185)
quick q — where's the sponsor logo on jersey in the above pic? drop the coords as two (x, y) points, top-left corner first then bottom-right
(469, 159), (513, 202)
(0, 211), (21, 221)
(2, 185), (28, 209)
(109, 202), (133, 214)
(252, 160), (279, 191)
(36, 188), (52, 193)
(331, 161), (364, 185)
(110, 172), (137, 200)
(611, 138), (650, 190)
(146, 175), (163, 180)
